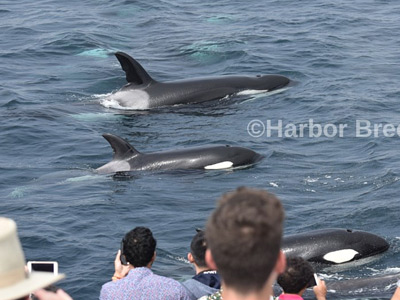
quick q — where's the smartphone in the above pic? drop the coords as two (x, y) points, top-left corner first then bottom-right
(120, 239), (128, 265)
(308, 273), (319, 287)
(27, 261), (58, 275)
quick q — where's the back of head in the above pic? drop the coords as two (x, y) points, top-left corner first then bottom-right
(190, 230), (207, 268)
(205, 187), (284, 293)
(277, 256), (314, 294)
(123, 227), (156, 267)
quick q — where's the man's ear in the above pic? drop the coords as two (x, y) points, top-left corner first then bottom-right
(151, 251), (157, 264)
(274, 250), (286, 274)
(188, 253), (195, 263)
(147, 251), (157, 268)
(205, 249), (217, 270)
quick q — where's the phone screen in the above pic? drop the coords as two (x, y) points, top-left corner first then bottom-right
(308, 273), (317, 287)
(120, 239), (128, 265)
(31, 263), (54, 272)
(27, 261), (58, 275)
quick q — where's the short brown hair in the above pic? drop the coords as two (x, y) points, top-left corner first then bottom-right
(205, 187), (284, 293)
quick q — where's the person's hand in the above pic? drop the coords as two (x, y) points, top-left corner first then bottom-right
(313, 277), (327, 300)
(390, 280), (400, 300)
(113, 249), (131, 280)
(34, 289), (73, 300)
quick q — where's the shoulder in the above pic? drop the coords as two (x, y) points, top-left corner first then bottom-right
(150, 274), (191, 296)
(182, 278), (200, 288)
(100, 280), (115, 291)
(151, 272), (181, 285)
(99, 281), (117, 300)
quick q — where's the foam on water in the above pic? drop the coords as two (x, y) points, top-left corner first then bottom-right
(77, 48), (114, 58)
(8, 187), (27, 198)
(64, 175), (101, 183)
(71, 112), (122, 122)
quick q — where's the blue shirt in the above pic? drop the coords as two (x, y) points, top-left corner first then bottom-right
(100, 267), (191, 300)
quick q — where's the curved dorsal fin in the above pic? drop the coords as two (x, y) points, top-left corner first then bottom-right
(102, 133), (140, 160)
(115, 52), (154, 85)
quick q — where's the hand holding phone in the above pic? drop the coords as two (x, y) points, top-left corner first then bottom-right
(113, 242), (131, 281)
(27, 262), (59, 300)
(120, 238), (128, 265)
(312, 274), (327, 300)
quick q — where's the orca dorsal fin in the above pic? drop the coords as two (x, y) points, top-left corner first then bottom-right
(115, 52), (154, 85)
(102, 133), (141, 160)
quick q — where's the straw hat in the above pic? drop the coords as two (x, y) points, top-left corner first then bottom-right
(0, 217), (65, 300)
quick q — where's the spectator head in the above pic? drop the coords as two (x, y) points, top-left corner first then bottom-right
(277, 256), (315, 295)
(122, 227), (157, 267)
(188, 230), (207, 268)
(205, 187), (285, 294)
(0, 217), (64, 300)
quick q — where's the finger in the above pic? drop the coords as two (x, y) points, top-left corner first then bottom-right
(35, 289), (58, 300)
(56, 289), (74, 300)
(115, 249), (121, 263)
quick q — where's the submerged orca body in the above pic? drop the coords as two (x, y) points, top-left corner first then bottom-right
(108, 51), (290, 109)
(296, 273), (400, 299)
(327, 273), (399, 296)
(282, 228), (389, 265)
(96, 133), (263, 174)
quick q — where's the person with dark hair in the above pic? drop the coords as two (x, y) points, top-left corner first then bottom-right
(277, 256), (327, 300)
(100, 226), (190, 300)
(182, 230), (221, 299)
(202, 187), (287, 300)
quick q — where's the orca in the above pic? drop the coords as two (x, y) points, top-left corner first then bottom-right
(294, 273), (399, 299)
(96, 133), (263, 174)
(104, 51), (290, 109)
(282, 228), (389, 265)
(326, 273), (399, 297)
(274, 273), (399, 299)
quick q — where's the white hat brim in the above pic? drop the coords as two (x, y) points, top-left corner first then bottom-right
(0, 271), (65, 300)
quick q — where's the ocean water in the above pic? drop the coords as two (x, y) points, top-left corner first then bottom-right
(1, 0), (400, 299)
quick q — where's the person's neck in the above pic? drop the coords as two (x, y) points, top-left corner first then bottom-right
(282, 287), (305, 297)
(281, 293), (303, 297)
(132, 265), (152, 270)
(195, 265), (212, 274)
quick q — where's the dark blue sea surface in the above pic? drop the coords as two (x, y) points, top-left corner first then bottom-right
(1, 0), (400, 299)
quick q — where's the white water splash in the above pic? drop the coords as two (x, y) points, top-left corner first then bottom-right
(305, 176), (319, 183)
(8, 187), (27, 198)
